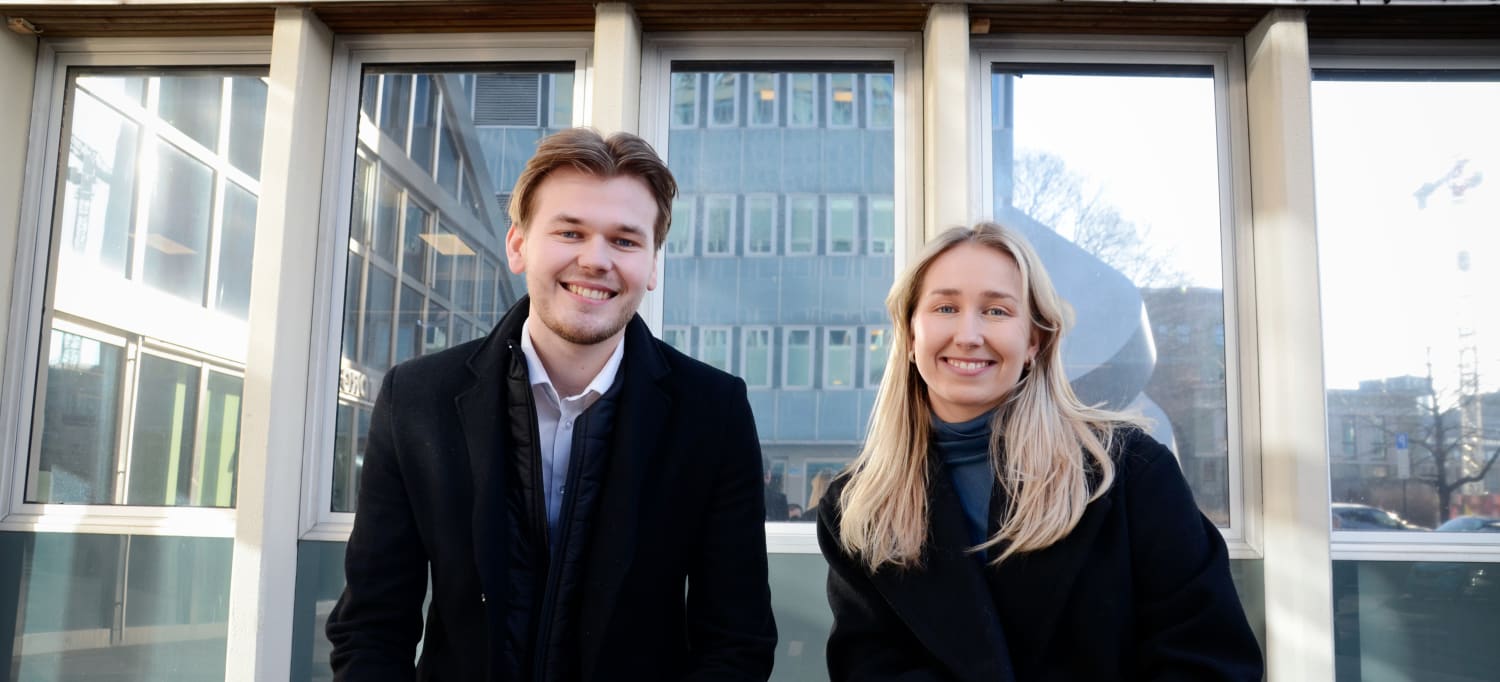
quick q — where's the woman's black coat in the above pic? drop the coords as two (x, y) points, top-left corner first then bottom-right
(816, 428), (1263, 682)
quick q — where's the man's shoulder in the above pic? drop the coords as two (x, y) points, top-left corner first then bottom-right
(647, 335), (745, 391)
(383, 337), (488, 394)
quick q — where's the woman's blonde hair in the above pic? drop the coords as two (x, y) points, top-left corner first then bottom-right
(837, 222), (1137, 571)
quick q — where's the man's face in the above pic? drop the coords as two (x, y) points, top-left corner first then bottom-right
(506, 168), (659, 352)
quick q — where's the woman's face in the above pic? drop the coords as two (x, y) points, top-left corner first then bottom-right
(909, 243), (1038, 423)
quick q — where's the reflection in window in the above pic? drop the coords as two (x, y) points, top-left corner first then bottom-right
(745, 194), (776, 255)
(866, 327), (890, 388)
(671, 73), (698, 128)
(667, 195), (694, 255)
(869, 196), (894, 256)
(31, 69), (264, 509)
(704, 194), (735, 255)
(663, 327), (689, 354)
(991, 65), (1228, 524)
(825, 328), (855, 388)
(751, 73), (778, 126)
(868, 73), (894, 129)
(744, 327), (773, 388)
(1314, 72), (1500, 531)
(333, 64), (571, 513)
(664, 63), (896, 519)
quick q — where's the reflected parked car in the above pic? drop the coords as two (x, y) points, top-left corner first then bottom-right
(1330, 502), (1425, 530)
(1435, 515), (1500, 533)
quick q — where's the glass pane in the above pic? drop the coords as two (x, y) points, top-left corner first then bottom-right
(827, 196), (856, 254)
(157, 75), (222, 150)
(866, 327), (890, 388)
(1334, 560), (1500, 681)
(126, 354), (202, 507)
(6, 532), (232, 679)
(751, 73), (778, 126)
(1314, 74), (1500, 531)
(991, 66), (1229, 525)
(672, 72), (698, 127)
(337, 64), (573, 512)
(215, 181), (257, 319)
(143, 142), (213, 305)
(868, 73), (894, 128)
(32, 330), (124, 504)
(869, 196), (894, 255)
(60, 88), (139, 278)
(228, 75), (268, 179)
(829, 73), (856, 127)
(667, 195), (694, 255)
(668, 63), (896, 521)
(194, 371), (241, 507)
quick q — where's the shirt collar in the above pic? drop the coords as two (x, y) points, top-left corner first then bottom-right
(519, 316), (626, 401)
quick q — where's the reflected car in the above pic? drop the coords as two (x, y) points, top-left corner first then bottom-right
(1435, 515), (1500, 533)
(1330, 502), (1424, 530)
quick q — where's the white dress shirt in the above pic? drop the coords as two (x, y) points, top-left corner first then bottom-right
(518, 317), (626, 539)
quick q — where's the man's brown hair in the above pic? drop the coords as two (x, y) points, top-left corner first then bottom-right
(507, 127), (677, 250)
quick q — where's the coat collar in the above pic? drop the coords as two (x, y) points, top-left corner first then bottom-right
(868, 460), (1017, 682)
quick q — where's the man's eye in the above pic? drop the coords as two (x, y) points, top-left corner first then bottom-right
(614, 238), (641, 248)
(558, 230), (581, 239)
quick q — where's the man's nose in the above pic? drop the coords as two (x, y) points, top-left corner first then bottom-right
(576, 235), (611, 270)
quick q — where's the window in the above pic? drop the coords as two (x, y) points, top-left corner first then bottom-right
(789, 73), (817, 127)
(867, 73), (895, 128)
(828, 73), (856, 128)
(750, 73), (778, 127)
(332, 62), (576, 514)
(868, 196), (894, 255)
(702, 194), (736, 256)
(700, 327), (732, 372)
(709, 72), (738, 127)
(744, 194), (776, 255)
(662, 327), (690, 354)
(1313, 67), (1500, 534)
(667, 195), (695, 255)
(742, 327), (774, 388)
(866, 327), (891, 388)
(786, 195), (818, 256)
(984, 54), (1234, 527)
(784, 328), (814, 389)
(24, 68), (267, 511)
(824, 328), (855, 389)
(826, 195), (857, 254)
(671, 72), (698, 128)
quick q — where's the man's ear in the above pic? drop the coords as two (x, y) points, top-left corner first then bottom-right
(505, 225), (526, 275)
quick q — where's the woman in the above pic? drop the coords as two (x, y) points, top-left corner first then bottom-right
(817, 223), (1263, 681)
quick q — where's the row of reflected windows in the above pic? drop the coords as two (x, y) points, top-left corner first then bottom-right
(671, 71), (896, 130)
(666, 193), (896, 258)
(662, 325), (891, 391)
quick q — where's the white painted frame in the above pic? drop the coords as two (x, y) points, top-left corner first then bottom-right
(1, 36), (270, 539)
(824, 193), (859, 255)
(301, 32), (592, 542)
(740, 325), (775, 389)
(639, 31), (923, 554)
(974, 35), (1261, 560)
(706, 72), (740, 128)
(701, 193), (737, 257)
(784, 193), (819, 256)
(742, 193), (777, 256)
(822, 326), (858, 390)
(826, 72), (858, 129)
(747, 72), (780, 128)
(666, 193), (696, 256)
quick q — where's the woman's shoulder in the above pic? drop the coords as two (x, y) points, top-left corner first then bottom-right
(1103, 424), (1180, 482)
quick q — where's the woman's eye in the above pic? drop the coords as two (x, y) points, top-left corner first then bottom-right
(935, 304), (957, 314)
(985, 307), (1010, 317)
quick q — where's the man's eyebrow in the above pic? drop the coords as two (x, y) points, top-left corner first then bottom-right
(547, 214), (649, 239)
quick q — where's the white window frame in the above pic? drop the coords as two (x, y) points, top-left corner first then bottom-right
(669, 71), (699, 129)
(867, 195), (895, 256)
(638, 33), (922, 553)
(823, 327), (857, 390)
(698, 325), (733, 373)
(787, 72), (819, 129)
(748, 72), (779, 128)
(302, 34), (592, 541)
(826, 72), (858, 129)
(740, 326), (774, 389)
(661, 325), (691, 354)
(781, 326), (816, 392)
(825, 194), (858, 255)
(1, 37), (270, 538)
(865, 325), (891, 388)
(1311, 43), (1500, 564)
(742, 193), (777, 256)
(975, 36), (1258, 558)
(701, 193), (737, 257)
(866, 71), (896, 129)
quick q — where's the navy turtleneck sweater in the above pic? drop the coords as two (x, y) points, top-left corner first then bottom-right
(931, 410), (997, 550)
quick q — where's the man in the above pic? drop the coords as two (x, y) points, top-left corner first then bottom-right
(327, 128), (777, 680)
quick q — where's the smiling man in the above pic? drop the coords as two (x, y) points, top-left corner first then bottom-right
(327, 128), (777, 681)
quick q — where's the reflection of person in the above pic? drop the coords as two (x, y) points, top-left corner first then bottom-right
(328, 128), (777, 680)
(801, 469), (834, 524)
(765, 459), (789, 521)
(817, 223), (1262, 681)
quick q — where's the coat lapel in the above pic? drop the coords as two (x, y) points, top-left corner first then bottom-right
(579, 316), (672, 679)
(987, 470), (1113, 674)
(870, 464), (1016, 682)
(456, 300), (528, 611)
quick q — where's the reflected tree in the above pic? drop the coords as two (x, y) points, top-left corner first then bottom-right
(1010, 150), (1189, 289)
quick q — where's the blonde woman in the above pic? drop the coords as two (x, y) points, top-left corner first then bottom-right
(816, 223), (1262, 681)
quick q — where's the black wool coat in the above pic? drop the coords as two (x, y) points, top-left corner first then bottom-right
(817, 428), (1264, 682)
(327, 299), (777, 681)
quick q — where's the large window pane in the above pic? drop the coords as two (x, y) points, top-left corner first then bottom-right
(1314, 73), (1500, 530)
(33, 69), (264, 510)
(665, 62), (897, 520)
(335, 64), (573, 513)
(991, 65), (1229, 525)
(1334, 560), (1500, 681)
(7, 532), (232, 679)
(32, 329), (124, 504)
